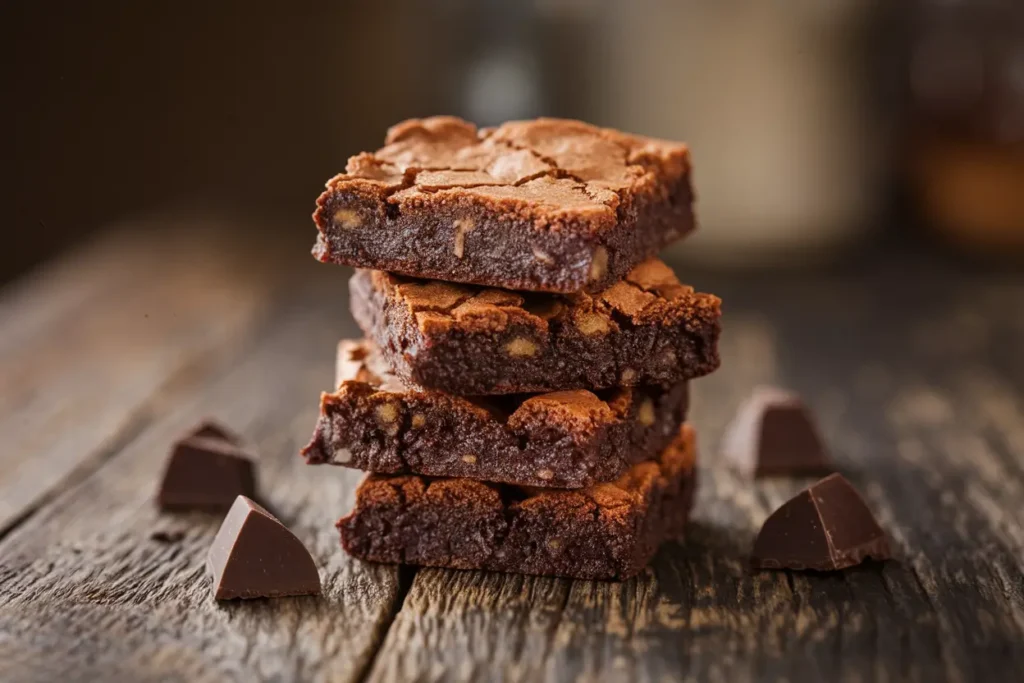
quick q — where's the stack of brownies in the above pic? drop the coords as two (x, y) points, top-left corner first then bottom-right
(300, 116), (722, 580)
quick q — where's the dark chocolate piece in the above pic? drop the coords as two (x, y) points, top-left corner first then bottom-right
(313, 116), (695, 293)
(188, 420), (242, 446)
(157, 427), (256, 512)
(722, 386), (832, 478)
(301, 340), (690, 489)
(752, 473), (892, 571)
(339, 424), (698, 580)
(150, 530), (185, 544)
(207, 495), (321, 600)
(350, 258), (720, 395)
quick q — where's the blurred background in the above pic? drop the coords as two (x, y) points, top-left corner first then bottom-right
(3, 0), (1024, 283)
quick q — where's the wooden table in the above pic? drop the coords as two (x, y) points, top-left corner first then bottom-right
(1, 219), (1023, 682)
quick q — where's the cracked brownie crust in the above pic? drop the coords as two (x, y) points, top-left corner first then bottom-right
(351, 258), (721, 395)
(301, 340), (690, 489)
(313, 116), (695, 293)
(338, 424), (697, 580)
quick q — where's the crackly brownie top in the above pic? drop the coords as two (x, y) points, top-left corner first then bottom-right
(323, 116), (690, 227)
(354, 424), (696, 525)
(362, 258), (721, 338)
(332, 339), (639, 428)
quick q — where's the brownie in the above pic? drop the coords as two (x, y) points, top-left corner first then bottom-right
(338, 424), (697, 580)
(313, 116), (695, 293)
(350, 258), (721, 395)
(300, 340), (689, 489)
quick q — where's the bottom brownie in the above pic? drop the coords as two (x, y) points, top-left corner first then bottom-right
(338, 424), (697, 580)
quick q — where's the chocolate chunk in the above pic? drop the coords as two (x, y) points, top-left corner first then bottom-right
(752, 473), (892, 571)
(156, 426), (256, 512)
(313, 116), (695, 293)
(349, 258), (721, 395)
(339, 424), (698, 580)
(150, 530), (185, 544)
(188, 420), (242, 445)
(722, 386), (832, 478)
(301, 340), (690, 489)
(207, 495), (321, 600)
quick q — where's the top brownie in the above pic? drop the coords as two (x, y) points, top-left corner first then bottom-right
(313, 116), (695, 293)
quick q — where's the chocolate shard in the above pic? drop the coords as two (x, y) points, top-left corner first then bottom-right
(150, 530), (185, 544)
(752, 473), (892, 571)
(207, 495), (321, 600)
(722, 386), (832, 478)
(188, 420), (243, 446)
(156, 427), (257, 512)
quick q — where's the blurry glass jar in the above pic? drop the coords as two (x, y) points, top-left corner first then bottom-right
(908, 0), (1024, 254)
(593, 1), (880, 268)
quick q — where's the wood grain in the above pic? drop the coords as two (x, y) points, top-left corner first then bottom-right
(0, 216), (298, 534)
(361, 265), (1024, 683)
(1, 231), (1023, 682)
(0, 224), (403, 683)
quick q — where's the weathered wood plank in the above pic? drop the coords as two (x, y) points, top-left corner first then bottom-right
(0, 217), (298, 533)
(362, 262), (1024, 683)
(0, 271), (402, 683)
(0, 226), (407, 683)
(3, 234), (1024, 683)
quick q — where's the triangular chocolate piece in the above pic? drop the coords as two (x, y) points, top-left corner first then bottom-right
(207, 496), (321, 600)
(157, 432), (256, 512)
(722, 386), (832, 478)
(752, 473), (892, 571)
(188, 420), (243, 446)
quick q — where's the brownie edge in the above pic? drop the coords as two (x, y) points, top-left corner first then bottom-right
(337, 424), (698, 581)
